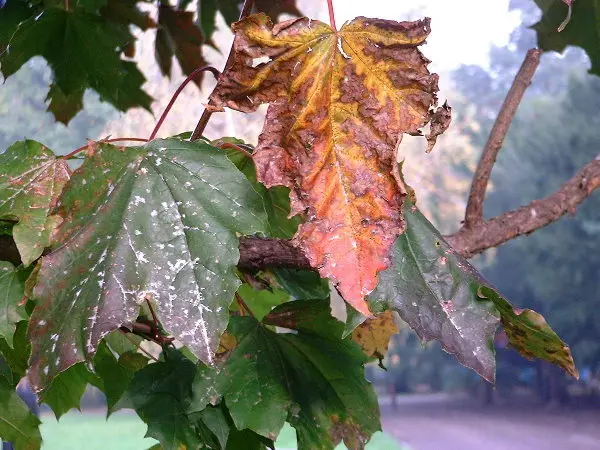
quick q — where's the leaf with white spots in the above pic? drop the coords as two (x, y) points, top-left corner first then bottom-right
(28, 138), (267, 392)
(0, 262), (30, 348)
(0, 140), (70, 266)
(214, 316), (380, 449)
(368, 201), (577, 382)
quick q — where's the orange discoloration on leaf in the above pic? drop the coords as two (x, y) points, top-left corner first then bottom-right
(211, 14), (449, 315)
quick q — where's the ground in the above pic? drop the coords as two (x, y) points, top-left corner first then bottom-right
(381, 393), (600, 450)
(18, 393), (600, 449)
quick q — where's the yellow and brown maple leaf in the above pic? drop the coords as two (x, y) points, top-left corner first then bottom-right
(210, 14), (450, 315)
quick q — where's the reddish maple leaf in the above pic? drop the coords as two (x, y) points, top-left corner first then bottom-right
(210, 14), (450, 315)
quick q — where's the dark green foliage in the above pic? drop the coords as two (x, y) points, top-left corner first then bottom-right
(0, 377), (41, 450)
(39, 362), (102, 419)
(534, 0), (600, 75)
(28, 138), (267, 391)
(0, 7), (152, 122)
(0, 0), (301, 122)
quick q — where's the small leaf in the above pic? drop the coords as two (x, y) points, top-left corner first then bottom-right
(0, 378), (41, 450)
(217, 317), (380, 449)
(28, 139), (267, 392)
(351, 310), (398, 363)
(533, 0), (600, 75)
(156, 4), (208, 88)
(236, 284), (289, 321)
(93, 341), (144, 415)
(271, 268), (329, 300)
(45, 84), (85, 125)
(211, 14), (450, 315)
(0, 262), (29, 347)
(0, 140), (70, 266)
(118, 348), (226, 449)
(479, 285), (579, 379)
(369, 202), (577, 382)
(0, 321), (31, 386)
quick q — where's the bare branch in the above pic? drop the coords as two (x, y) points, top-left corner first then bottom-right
(464, 48), (542, 228)
(448, 155), (600, 257)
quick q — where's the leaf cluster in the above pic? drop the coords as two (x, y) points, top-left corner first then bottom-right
(0, 6), (586, 450)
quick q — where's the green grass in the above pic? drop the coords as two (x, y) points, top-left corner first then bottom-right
(37, 410), (406, 449)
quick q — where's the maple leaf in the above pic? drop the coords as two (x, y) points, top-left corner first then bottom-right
(155, 5), (208, 89)
(0, 141), (70, 266)
(351, 310), (398, 365)
(210, 14), (449, 315)
(28, 139), (267, 392)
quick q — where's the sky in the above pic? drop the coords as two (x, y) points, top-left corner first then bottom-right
(298, 0), (521, 72)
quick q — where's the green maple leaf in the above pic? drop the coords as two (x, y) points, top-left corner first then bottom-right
(192, 315), (380, 450)
(0, 7), (152, 122)
(28, 138), (267, 392)
(0, 262), (29, 347)
(0, 378), (41, 450)
(369, 201), (578, 382)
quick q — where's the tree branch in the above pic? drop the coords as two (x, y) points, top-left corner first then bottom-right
(448, 155), (600, 257)
(464, 48), (542, 228)
(2, 157), (598, 271)
(237, 236), (311, 270)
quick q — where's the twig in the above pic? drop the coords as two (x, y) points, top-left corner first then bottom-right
(448, 155), (600, 257)
(327, 0), (337, 31)
(464, 49), (542, 228)
(215, 141), (253, 158)
(119, 330), (159, 362)
(149, 66), (220, 140)
(235, 292), (254, 317)
(190, 0), (255, 141)
(145, 298), (160, 326)
(61, 137), (148, 160)
(237, 236), (311, 271)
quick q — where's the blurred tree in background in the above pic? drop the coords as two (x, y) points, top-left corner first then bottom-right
(383, 0), (600, 403)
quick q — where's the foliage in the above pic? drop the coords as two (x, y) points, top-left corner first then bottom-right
(0, 0), (300, 122)
(534, 0), (600, 75)
(210, 13), (450, 315)
(0, 0), (595, 448)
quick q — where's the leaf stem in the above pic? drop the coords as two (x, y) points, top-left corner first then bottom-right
(149, 66), (221, 140)
(61, 138), (149, 160)
(215, 141), (253, 158)
(235, 292), (255, 317)
(190, 0), (255, 140)
(120, 331), (159, 362)
(327, 0), (337, 31)
(145, 298), (160, 327)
